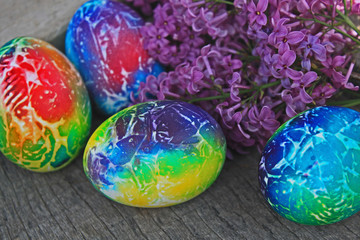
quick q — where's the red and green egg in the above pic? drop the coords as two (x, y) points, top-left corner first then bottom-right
(0, 37), (91, 172)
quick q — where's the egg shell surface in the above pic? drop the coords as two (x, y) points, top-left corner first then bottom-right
(259, 106), (360, 225)
(65, 0), (163, 116)
(0, 37), (92, 172)
(84, 100), (226, 207)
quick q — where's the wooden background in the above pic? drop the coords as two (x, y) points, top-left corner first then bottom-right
(1, 0), (360, 239)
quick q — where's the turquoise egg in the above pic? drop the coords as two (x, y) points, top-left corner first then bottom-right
(259, 106), (360, 225)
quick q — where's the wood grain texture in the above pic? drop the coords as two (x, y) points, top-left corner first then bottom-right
(1, 0), (360, 239)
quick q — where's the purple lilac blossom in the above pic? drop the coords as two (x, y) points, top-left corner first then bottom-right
(133, 0), (360, 154)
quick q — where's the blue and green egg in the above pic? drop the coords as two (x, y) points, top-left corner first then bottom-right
(259, 106), (360, 225)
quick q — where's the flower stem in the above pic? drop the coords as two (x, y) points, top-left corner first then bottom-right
(208, 0), (234, 5)
(336, 9), (360, 37)
(188, 93), (230, 103)
(297, 16), (360, 45)
(343, 0), (348, 14)
(327, 98), (360, 107)
(188, 80), (281, 103)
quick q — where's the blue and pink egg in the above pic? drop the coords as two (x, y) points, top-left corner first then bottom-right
(65, 0), (162, 115)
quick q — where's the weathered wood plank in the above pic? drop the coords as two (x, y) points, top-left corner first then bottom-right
(1, 0), (360, 239)
(0, 0), (87, 46)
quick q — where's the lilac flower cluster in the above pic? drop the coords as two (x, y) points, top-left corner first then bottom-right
(132, 0), (360, 154)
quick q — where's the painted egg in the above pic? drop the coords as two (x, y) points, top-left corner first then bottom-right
(83, 100), (226, 207)
(65, 0), (163, 116)
(0, 37), (92, 172)
(259, 106), (360, 225)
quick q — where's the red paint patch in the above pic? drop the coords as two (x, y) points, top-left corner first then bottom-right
(0, 43), (75, 122)
(92, 18), (149, 92)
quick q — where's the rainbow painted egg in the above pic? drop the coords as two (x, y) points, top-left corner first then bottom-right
(259, 106), (360, 225)
(0, 37), (92, 172)
(65, 0), (162, 116)
(84, 100), (226, 207)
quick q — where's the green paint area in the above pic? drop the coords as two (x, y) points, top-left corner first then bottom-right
(157, 148), (202, 178)
(51, 145), (71, 168)
(41, 128), (56, 168)
(22, 137), (47, 161)
(0, 114), (7, 150)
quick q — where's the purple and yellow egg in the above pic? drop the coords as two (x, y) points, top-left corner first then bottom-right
(0, 37), (92, 172)
(65, 0), (162, 115)
(84, 100), (226, 207)
(259, 106), (360, 225)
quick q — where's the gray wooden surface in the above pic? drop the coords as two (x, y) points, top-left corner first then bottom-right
(1, 0), (360, 239)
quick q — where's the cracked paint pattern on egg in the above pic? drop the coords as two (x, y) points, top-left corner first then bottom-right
(259, 106), (360, 225)
(84, 101), (226, 207)
(65, 0), (163, 115)
(0, 37), (92, 172)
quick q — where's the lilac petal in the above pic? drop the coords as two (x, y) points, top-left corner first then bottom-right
(312, 44), (326, 61)
(303, 47), (311, 59)
(302, 71), (318, 86)
(281, 89), (293, 103)
(286, 105), (297, 117)
(281, 78), (292, 88)
(298, 40), (307, 49)
(229, 72), (241, 84)
(248, 1), (257, 12)
(345, 82), (359, 91)
(187, 82), (200, 95)
(233, 108), (247, 123)
(282, 50), (296, 66)
(323, 84), (336, 96)
(321, 58), (331, 68)
(156, 91), (165, 100)
(230, 86), (241, 102)
(332, 55), (346, 67)
(278, 42), (290, 55)
(246, 123), (259, 133)
(232, 59), (243, 69)
(257, 30), (268, 39)
(275, 18), (289, 30)
(258, 106), (271, 120)
(208, 50), (222, 58)
(301, 58), (311, 71)
(257, 0), (269, 12)
(192, 69), (204, 81)
(300, 88), (313, 103)
(277, 26), (288, 37)
(200, 8), (213, 22)
(270, 67), (283, 78)
(256, 14), (267, 25)
(248, 13), (257, 24)
(286, 68), (303, 80)
(308, 34), (319, 44)
(290, 80), (300, 89)
(268, 32), (277, 45)
(298, 0), (310, 12)
(233, 112), (251, 139)
(200, 44), (211, 56)
(262, 119), (280, 131)
(247, 107), (257, 122)
(287, 31), (305, 44)
(331, 70), (346, 85)
(237, 123), (251, 139)
(192, 18), (206, 32)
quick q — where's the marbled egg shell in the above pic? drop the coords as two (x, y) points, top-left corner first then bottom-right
(0, 37), (92, 172)
(84, 100), (226, 207)
(65, 0), (162, 116)
(259, 106), (360, 225)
